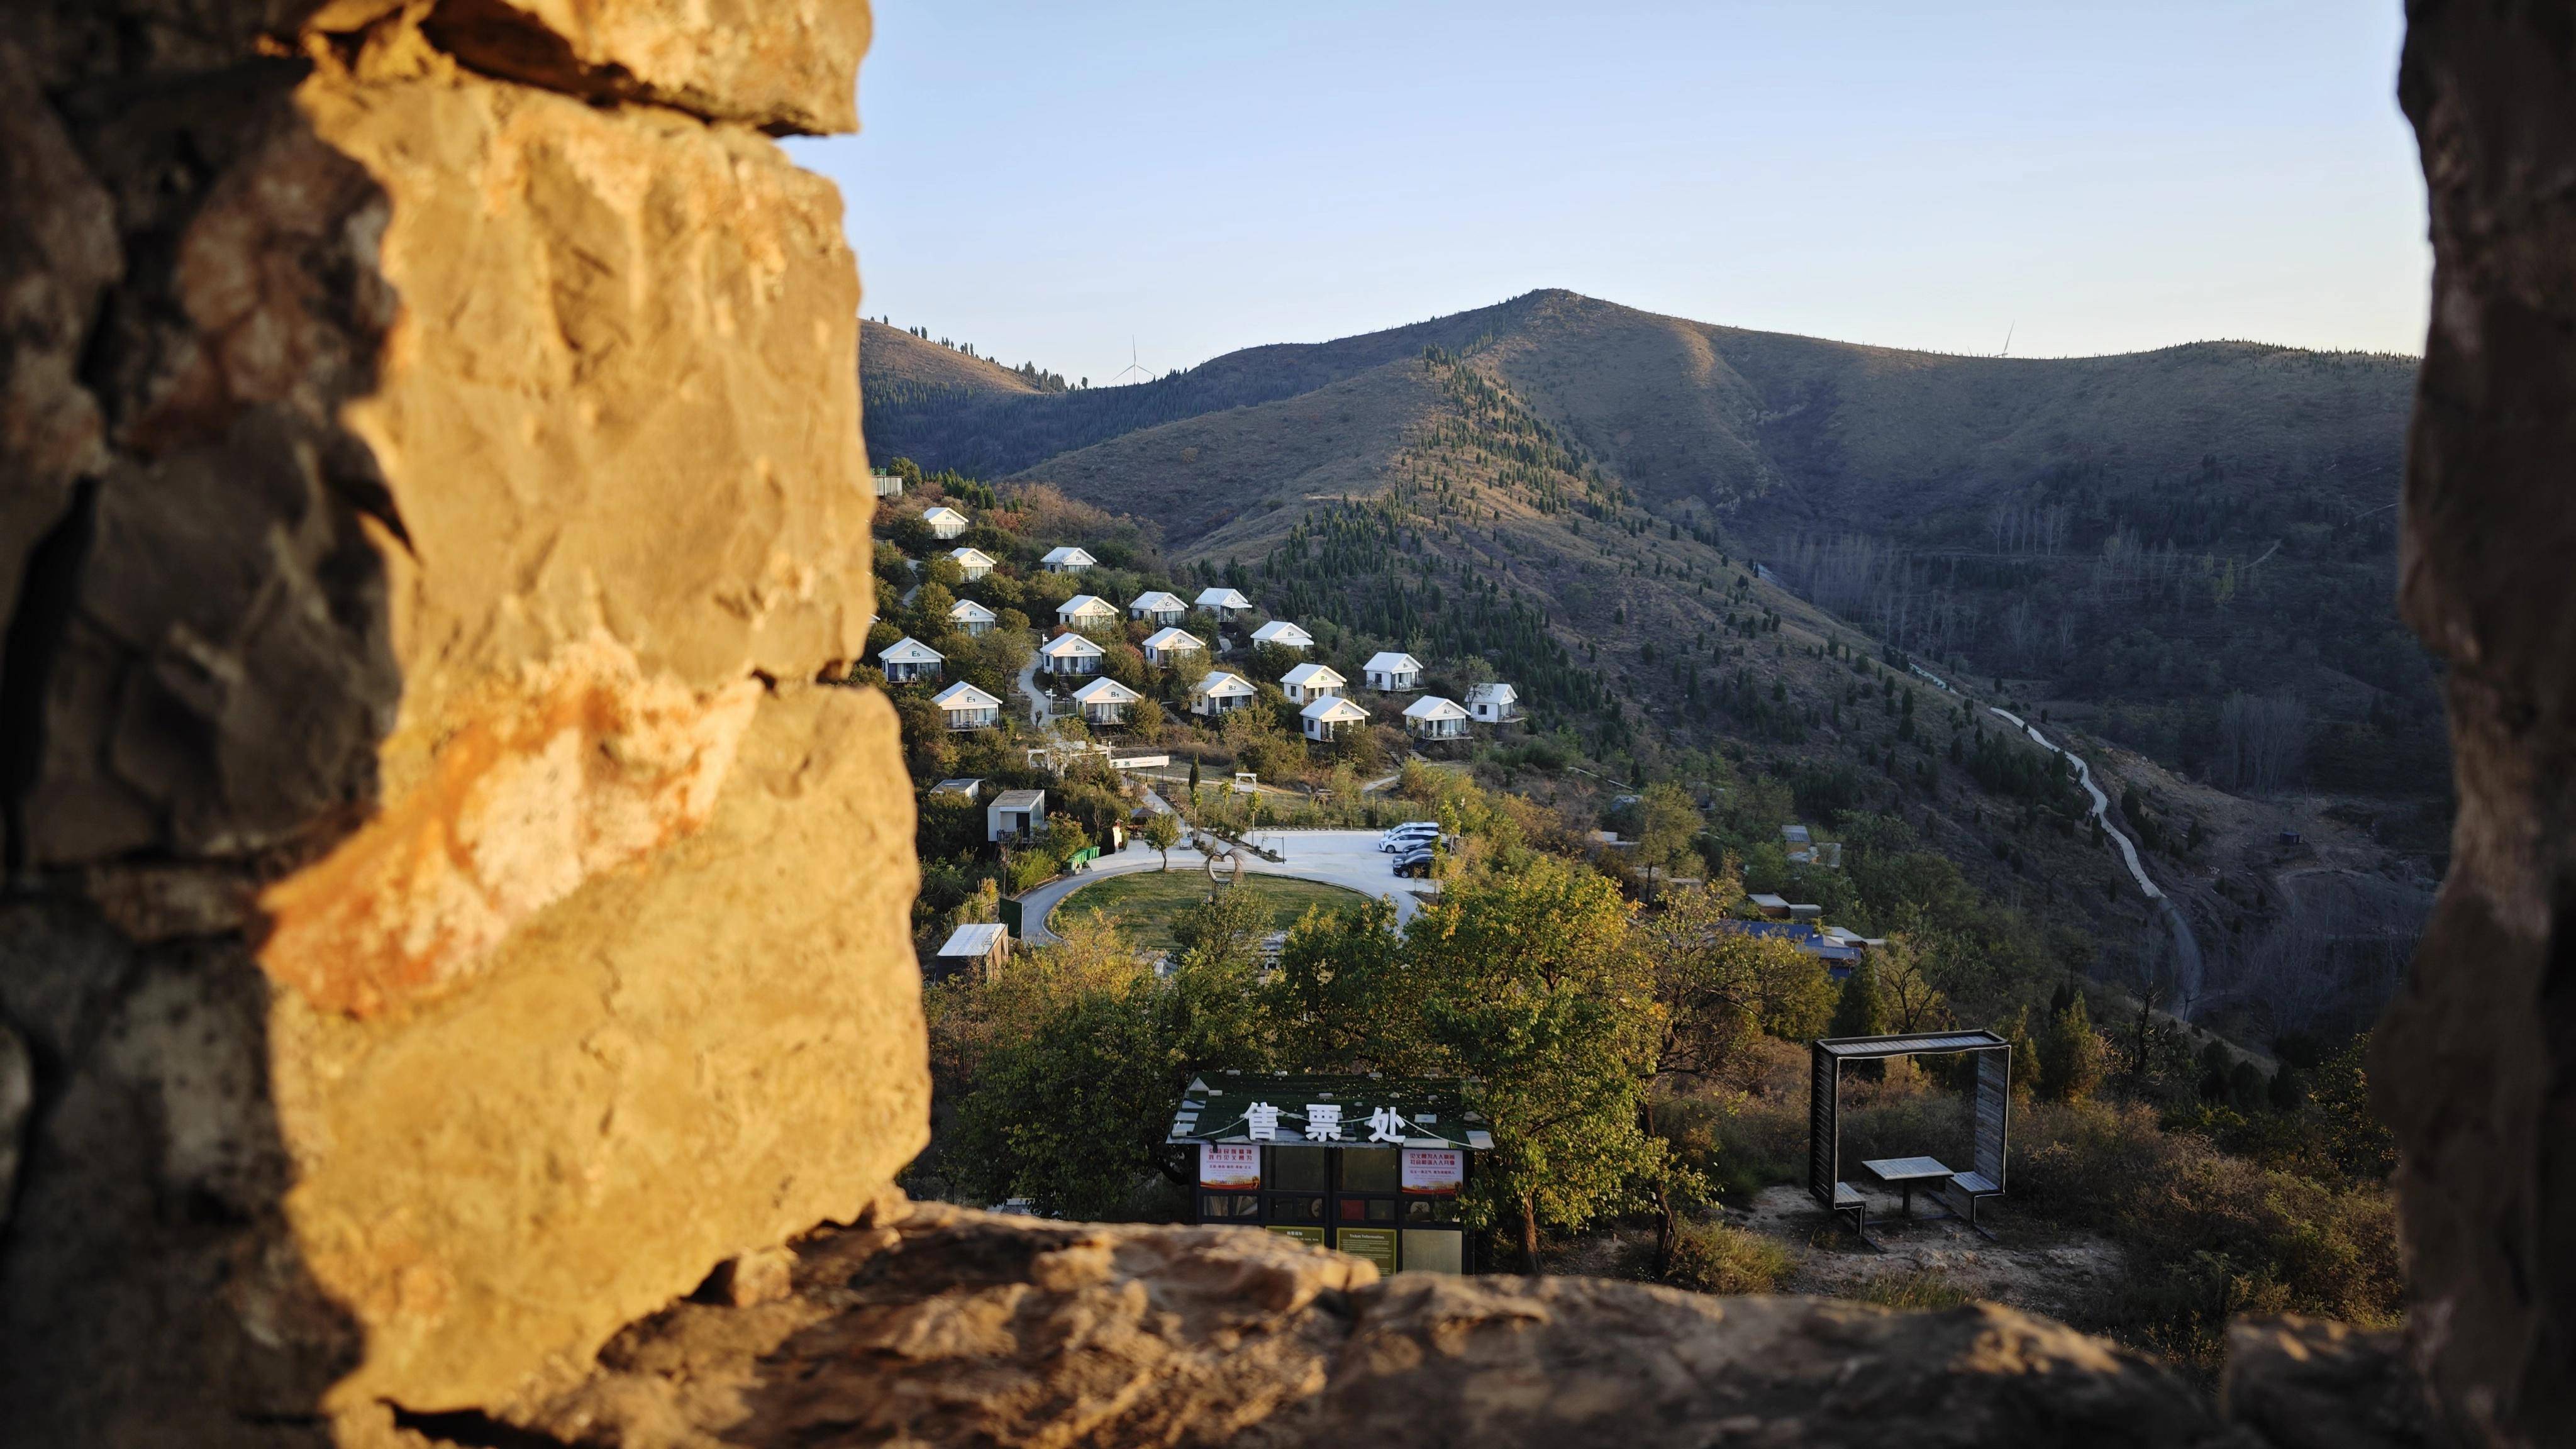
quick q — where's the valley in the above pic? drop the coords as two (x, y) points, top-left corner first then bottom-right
(864, 292), (2436, 1042)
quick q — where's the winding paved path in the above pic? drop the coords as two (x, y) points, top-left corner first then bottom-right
(1988, 708), (2205, 1008)
(1013, 657), (1050, 726)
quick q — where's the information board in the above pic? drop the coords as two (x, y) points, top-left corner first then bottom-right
(1199, 1143), (1260, 1189)
(1337, 1228), (1398, 1276)
(1401, 1148), (1464, 1196)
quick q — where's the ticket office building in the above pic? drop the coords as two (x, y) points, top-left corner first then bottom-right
(1170, 1073), (1490, 1277)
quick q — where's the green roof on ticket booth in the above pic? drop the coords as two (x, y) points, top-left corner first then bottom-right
(1168, 1072), (1493, 1151)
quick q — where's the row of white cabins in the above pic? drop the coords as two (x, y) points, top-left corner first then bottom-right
(880, 562), (1518, 739)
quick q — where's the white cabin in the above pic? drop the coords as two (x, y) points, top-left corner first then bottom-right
(1402, 695), (1470, 740)
(1364, 652), (1425, 692)
(1190, 670), (1258, 717)
(1279, 662), (1346, 705)
(871, 470), (904, 498)
(931, 681), (1002, 731)
(1056, 594), (1118, 630)
(1194, 587), (1253, 620)
(948, 547), (996, 582)
(1041, 545), (1096, 573)
(1140, 626), (1206, 668)
(987, 788), (1046, 842)
(1070, 675), (1144, 725)
(1251, 620), (1313, 652)
(1128, 591), (1189, 626)
(876, 635), (944, 685)
(1465, 680), (1520, 723)
(948, 598), (997, 636)
(921, 505), (970, 540)
(1037, 631), (1105, 677)
(1299, 695), (1370, 742)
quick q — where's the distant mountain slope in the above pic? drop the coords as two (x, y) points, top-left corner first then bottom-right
(860, 296), (1554, 477)
(860, 319), (1047, 396)
(869, 290), (2435, 804)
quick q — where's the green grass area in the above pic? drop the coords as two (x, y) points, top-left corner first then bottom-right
(1050, 871), (1366, 952)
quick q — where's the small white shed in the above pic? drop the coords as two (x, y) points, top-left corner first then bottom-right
(1300, 695), (1370, 742)
(921, 505), (970, 540)
(932, 681), (1002, 731)
(1279, 662), (1346, 704)
(1140, 627), (1206, 668)
(1402, 695), (1470, 739)
(877, 636), (944, 684)
(1364, 652), (1425, 692)
(1190, 671), (1258, 717)
(1038, 631), (1105, 677)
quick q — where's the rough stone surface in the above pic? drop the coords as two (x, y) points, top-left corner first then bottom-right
(408, 0), (869, 135)
(504, 1203), (2248, 1449)
(0, 39), (117, 696)
(2382, 6), (2576, 1447)
(0, 1), (916, 1440)
(2223, 1316), (2450, 1449)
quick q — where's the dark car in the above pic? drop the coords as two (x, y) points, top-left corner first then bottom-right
(1392, 848), (1436, 878)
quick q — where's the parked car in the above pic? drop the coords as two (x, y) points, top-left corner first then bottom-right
(1379, 823), (1440, 852)
(1392, 848), (1436, 877)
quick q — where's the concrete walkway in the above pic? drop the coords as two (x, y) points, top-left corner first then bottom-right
(1013, 657), (1049, 726)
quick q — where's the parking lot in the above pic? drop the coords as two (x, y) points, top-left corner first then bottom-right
(1233, 828), (1438, 926)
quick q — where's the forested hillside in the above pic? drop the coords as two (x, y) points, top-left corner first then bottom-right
(863, 293), (2438, 1040)
(863, 290), (2431, 807)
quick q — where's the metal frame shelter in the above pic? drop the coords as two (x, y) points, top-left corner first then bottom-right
(1809, 1030), (2011, 1248)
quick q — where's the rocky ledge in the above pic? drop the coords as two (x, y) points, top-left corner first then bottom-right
(352, 1202), (2429, 1449)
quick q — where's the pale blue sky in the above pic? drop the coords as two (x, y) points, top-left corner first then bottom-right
(784, 3), (2425, 386)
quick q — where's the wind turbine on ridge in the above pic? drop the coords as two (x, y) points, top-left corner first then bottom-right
(1108, 335), (1153, 386)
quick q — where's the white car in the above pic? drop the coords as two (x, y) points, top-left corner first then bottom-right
(1379, 824), (1440, 852)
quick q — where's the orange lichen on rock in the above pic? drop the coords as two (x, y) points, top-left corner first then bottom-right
(258, 634), (762, 1016)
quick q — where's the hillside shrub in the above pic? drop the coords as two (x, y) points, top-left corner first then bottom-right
(1664, 1219), (1793, 1295)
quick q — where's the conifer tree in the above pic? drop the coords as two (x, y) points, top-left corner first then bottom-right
(2040, 992), (2108, 1101)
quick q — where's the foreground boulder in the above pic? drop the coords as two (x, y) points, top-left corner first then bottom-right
(512, 1203), (2248, 1449)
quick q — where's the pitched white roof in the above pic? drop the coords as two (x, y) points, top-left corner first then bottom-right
(1279, 662), (1345, 689)
(1366, 652), (1424, 674)
(1140, 626), (1205, 653)
(1042, 545), (1096, 566)
(877, 636), (943, 665)
(1129, 591), (1188, 614)
(948, 599), (997, 623)
(938, 923), (1009, 957)
(1465, 681), (1518, 704)
(1196, 587), (1252, 610)
(1039, 631), (1104, 658)
(1402, 695), (1468, 722)
(1192, 670), (1257, 699)
(1057, 593), (1117, 621)
(932, 681), (1001, 710)
(1252, 620), (1313, 648)
(1072, 676), (1144, 705)
(1301, 696), (1370, 724)
(921, 505), (969, 529)
(948, 547), (996, 569)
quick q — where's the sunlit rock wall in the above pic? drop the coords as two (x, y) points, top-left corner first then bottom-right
(0, 1), (923, 1440)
